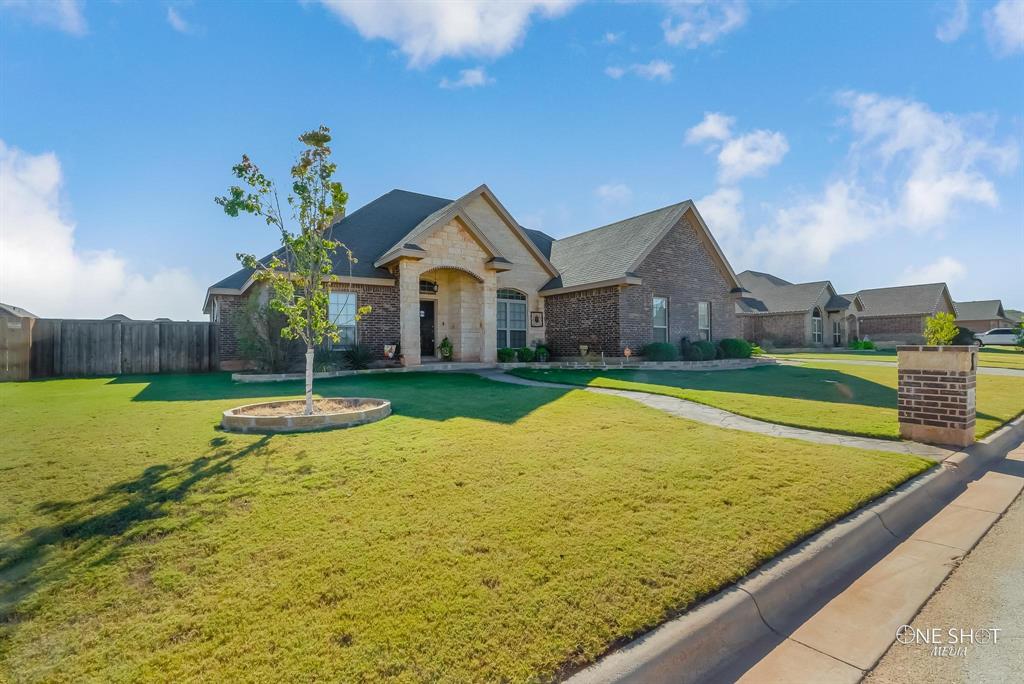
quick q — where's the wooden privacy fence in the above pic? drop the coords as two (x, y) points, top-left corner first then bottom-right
(12, 319), (217, 379)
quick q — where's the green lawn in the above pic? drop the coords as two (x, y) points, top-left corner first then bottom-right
(0, 373), (931, 682)
(512, 361), (1024, 441)
(770, 347), (1024, 371)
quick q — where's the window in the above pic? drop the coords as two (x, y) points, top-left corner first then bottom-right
(329, 291), (357, 348)
(812, 308), (823, 345)
(833, 319), (842, 346)
(497, 289), (527, 348)
(698, 301), (712, 341)
(652, 297), (669, 343)
(419, 279), (438, 294)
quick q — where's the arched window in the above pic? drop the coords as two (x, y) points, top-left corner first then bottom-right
(811, 308), (823, 345)
(497, 289), (527, 348)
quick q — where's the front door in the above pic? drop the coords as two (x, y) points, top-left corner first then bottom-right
(419, 300), (435, 357)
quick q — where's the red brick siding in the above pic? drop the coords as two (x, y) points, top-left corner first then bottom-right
(741, 312), (808, 347)
(620, 216), (742, 349)
(210, 294), (246, 368)
(956, 319), (1012, 333)
(898, 368), (976, 430)
(543, 286), (622, 356)
(858, 314), (928, 344)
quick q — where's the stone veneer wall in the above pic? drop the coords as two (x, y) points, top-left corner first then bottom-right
(897, 345), (977, 447)
(543, 286), (622, 356)
(620, 216), (742, 350)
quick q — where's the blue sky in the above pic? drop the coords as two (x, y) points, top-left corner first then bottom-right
(1, 0), (1021, 319)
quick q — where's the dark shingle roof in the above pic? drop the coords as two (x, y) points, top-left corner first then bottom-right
(544, 202), (689, 290)
(825, 293), (852, 311)
(735, 271), (830, 314)
(209, 189), (452, 292)
(855, 283), (949, 317)
(521, 227), (555, 259)
(0, 303), (37, 318)
(954, 299), (1006, 320)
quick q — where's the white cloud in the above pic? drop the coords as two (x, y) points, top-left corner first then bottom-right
(984, 0), (1024, 56)
(685, 112), (735, 144)
(0, 0), (86, 35)
(696, 186), (744, 242)
(899, 256), (967, 285)
(595, 183), (633, 204)
(717, 130), (789, 183)
(0, 141), (205, 320)
(661, 0), (748, 48)
(167, 7), (191, 34)
(605, 59), (674, 82)
(936, 0), (969, 43)
(317, 0), (578, 67)
(723, 92), (1018, 279)
(439, 66), (494, 89)
(602, 31), (623, 44)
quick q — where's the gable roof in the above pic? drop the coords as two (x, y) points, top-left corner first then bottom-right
(735, 270), (832, 315)
(954, 299), (1007, 321)
(854, 282), (952, 317)
(0, 303), (37, 318)
(205, 189), (452, 311)
(542, 201), (740, 292)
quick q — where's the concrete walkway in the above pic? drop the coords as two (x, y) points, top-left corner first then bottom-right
(775, 356), (1024, 377)
(865, 486), (1023, 684)
(477, 370), (953, 459)
(735, 447), (1024, 683)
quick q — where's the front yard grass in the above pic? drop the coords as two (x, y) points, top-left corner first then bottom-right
(512, 361), (1024, 441)
(0, 372), (931, 682)
(771, 347), (1024, 370)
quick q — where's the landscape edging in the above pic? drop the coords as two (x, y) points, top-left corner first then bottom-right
(565, 417), (1024, 684)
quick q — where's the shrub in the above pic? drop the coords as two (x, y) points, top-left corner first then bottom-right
(534, 345), (550, 362)
(848, 339), (876, 350)
(683, 345), (704, 361)
(344, 344), (373, 370)
(497, 347), (517, 363)
(718, 338), (753, 359)
(641, 342), (679, 361)
(1017, 322), (1024, 351)
(232, 296), (295, 372)
(924, 312), (958, 345)
(952, 326), (976, 346)
(313, 348), (346, 372)
(517, 347), (536, 362)
(693, 340), (717, 361)
(750, 344), (765, 356)
(679, 336), (694, 359)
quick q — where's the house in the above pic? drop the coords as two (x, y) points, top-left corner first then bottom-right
(205, 185), (744, 369)
(850, 283), (956, 344)
(954, 300), (1014, 332)
(734, 271), (864, 347)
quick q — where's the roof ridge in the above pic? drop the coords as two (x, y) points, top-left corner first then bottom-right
(553, 200), (690, 243)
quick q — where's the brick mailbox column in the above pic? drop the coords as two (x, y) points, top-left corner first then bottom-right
(897, 345), (977, 447)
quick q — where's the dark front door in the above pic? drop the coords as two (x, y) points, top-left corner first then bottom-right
(419, 300), (435, 357)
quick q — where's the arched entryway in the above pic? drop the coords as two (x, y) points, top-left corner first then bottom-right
(418, 266), (486, 362)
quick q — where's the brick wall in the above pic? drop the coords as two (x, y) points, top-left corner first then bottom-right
(741, 312), (808, 347)
(622, 216), (742, 349)
(333, 283), (401, 359)
(211, 294), (247, 368)
(858, 314), (927, 344)
(897, 345), (977, 446)
(956, 319), (1010, 333)
(544, 286), (622, 356)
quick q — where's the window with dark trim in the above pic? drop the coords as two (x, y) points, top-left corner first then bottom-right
(698, 301), (712, 341)
(497, 289), (527, 348)
(329, 291), (358, 349)
(652, 296), (669, 343)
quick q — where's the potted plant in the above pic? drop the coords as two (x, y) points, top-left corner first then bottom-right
(438, 336), (454, 361)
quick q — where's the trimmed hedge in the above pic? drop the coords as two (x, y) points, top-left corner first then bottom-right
(718, 338), (753, 359)
(517, 347), (536, 362)
(693, 340), (717, 361)
(497, 348), (517, 362)
(641, 342), (679, 361)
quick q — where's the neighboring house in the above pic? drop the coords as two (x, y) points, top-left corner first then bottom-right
(954, 300), (1014, 332)
(734, 271), (864, 348)
(205, 185), (744, 369)
(0, 303), (38, 320)
(850, 283), (956, 344)
(105, 314), (132, 321)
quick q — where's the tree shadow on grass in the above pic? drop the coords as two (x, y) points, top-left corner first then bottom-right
(0, 436), (272, 627)
(105, 371), (570, 425)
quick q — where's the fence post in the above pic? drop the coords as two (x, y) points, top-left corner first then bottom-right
(897, 345), (977, 447)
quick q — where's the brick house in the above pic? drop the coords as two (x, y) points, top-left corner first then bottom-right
(850, 283), (957, 344)
(954, 299), (1014, 333)
(204, 185), (744, 368)
(735, 271), (864, 348)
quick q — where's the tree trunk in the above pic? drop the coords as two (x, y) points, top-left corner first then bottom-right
(304, 345), (314, 415)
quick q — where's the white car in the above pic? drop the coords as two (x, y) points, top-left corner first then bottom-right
(974, 327), (1019, 346)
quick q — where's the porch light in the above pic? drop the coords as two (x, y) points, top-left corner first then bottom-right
(419, 280), (438, 294)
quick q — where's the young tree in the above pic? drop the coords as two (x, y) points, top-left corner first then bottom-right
(216, 126), (370, 414)
(923, 312), (958, 345)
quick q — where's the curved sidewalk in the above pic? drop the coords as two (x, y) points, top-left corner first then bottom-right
(478, 370), (953, 460)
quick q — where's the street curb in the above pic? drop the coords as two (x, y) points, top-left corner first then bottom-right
(565, 416), (1024, 684)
